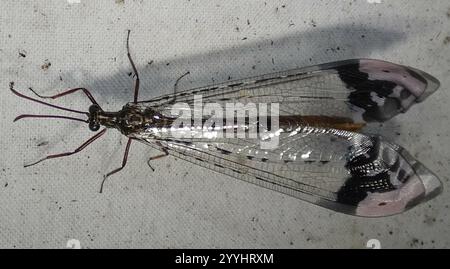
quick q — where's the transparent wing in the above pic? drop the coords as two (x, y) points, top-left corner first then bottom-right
(140, 59), (440, 123)
(139, 127), (442, 217)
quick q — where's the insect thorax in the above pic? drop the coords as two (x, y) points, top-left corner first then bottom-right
(97, 103), (168, 137)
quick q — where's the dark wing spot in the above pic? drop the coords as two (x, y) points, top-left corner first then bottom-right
(231, 169), (242, 174)
(255, 78), (271, 83)
(228, 82), (243, 87)
(217, 148), (232, 155)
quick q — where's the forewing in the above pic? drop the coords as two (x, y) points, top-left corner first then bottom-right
(141, 59), (439, 123)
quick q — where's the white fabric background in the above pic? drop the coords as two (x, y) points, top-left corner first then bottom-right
(0, 0), (449, 248)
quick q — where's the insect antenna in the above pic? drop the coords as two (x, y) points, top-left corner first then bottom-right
(9, 82), (89, 116)
(10, 82), (108, 170)
(9, 82), (106, 124)
(28, 87), (100, 106)
(14, 114), (89, 123)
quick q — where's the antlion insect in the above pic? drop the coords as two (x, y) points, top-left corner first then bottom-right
(11, 30), (442, 217)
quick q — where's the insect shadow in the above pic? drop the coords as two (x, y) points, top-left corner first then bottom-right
(58, 23), (407, 106)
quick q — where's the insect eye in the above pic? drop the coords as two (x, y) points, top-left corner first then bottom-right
(89, 104), (100, 114)
(89, 121), (100, 131)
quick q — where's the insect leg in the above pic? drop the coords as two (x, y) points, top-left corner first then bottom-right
(126, 30), (140, 103)
(174, 71), (190, 95)
(28, 87), (99, 106)
(100, 138), (133, 193)
(146, 147), (169, 171)
(24, 128), (107, 167)
(169, 71), (190, 104)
